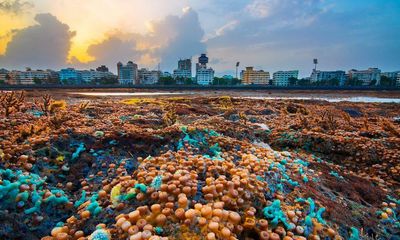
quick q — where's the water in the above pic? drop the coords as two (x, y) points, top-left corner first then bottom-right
(244, 96), (400, 103)
(68, 92), (400, 103)
(69, 92), (187, 96)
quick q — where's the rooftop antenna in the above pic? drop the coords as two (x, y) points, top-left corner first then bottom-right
(313, 59), (318, 72)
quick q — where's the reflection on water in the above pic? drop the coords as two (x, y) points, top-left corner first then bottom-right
(69, 92), (186, 96)
(244, 96), (400, 103)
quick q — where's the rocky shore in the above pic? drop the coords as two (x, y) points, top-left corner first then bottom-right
(0, 91), (399, 239)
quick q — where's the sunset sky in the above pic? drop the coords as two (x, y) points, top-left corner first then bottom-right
(0, 0), (399, 76)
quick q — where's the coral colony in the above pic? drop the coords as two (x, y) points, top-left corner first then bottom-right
(0, 92), (399, 240)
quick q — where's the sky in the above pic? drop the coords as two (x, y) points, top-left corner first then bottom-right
(0, 0), (399, 77)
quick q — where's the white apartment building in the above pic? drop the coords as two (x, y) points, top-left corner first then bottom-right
(117, 61), (138, 85)
(310, 70), (346, 85)
(195, 54), (214, 85)
(273, 70), (299, 86)
(196, 67), (214, 85)
(138, 68), (160, 85)
(81, 70), (115, 83)
(9, 69), (51, 85)
(173, 69), (192, 80)
(348, 68), (381, 86)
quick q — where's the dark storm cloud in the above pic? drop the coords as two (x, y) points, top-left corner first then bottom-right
(0, 13), (75, 70)
(0, 0), (33, 14)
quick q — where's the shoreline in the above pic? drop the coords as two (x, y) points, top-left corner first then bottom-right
(11, 88), (400, 101)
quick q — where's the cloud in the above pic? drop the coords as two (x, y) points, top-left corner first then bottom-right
(0, 0), (33, 14)
(76, 7), (207, 72)
(0, 13), (75, 70)
(207, 0), (400, 76)
(215, 20), (239, 37)
(86, 36), (145, 68)
(149, 7), (206, 70)
(1, 0), (399, 76)
(245, 0), (271, 18)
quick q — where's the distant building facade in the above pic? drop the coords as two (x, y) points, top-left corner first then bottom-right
(241, 67), (270, 85)
(196, 68), (215, 85)
(0, 69), (9, 84)
(310, 70), (346, 85)
(173, 59), (192, 80)
(8, 68), (52, 85)
(381, 71), (400, 79)
(117, 61), (138, 85)
(161, 72), (172, 78)
(348, 68), (381, 86)
(397, 73), (400, 87)
(273, 70), (299, 86)
(81, 70), (115, 83)
(59, 68), (82, 84)
(195, 54), (214, 85)
(138, 68), (160, 85)
(96, 65), (109, 72)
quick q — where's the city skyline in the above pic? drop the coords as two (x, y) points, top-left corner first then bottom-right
(0, 0), (399, 77)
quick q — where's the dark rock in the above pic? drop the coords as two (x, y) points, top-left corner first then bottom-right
(343, 108), (363, 117)
(249, 117), (258, 123)
(260, 108), (274, 115)
(286, 104), (298, 114)
(229, 114), (240, 122)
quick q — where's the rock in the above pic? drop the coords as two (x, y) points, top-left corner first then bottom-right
(343, 108), (363, 117)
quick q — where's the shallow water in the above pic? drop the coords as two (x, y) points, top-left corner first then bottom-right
(244, 96), (400, 103)
(68, 91), (400, 103)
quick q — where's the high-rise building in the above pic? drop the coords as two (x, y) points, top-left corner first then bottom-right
(195, 54), (214, 85)
(173, 59), (192, 81)
(272, 70), (299, 86)
(310, 70), (346, 85)
(138, 68), (160, 85)
(348, 68), (381, 86)
(241, 67), (270, 85)
(59, 68), (83, 84)
(117, 61), (138, 85)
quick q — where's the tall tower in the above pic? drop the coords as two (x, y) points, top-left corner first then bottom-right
(313, 59), (318, 72)
(198, 54), (208, 66)
(236, 62), (240, 79)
